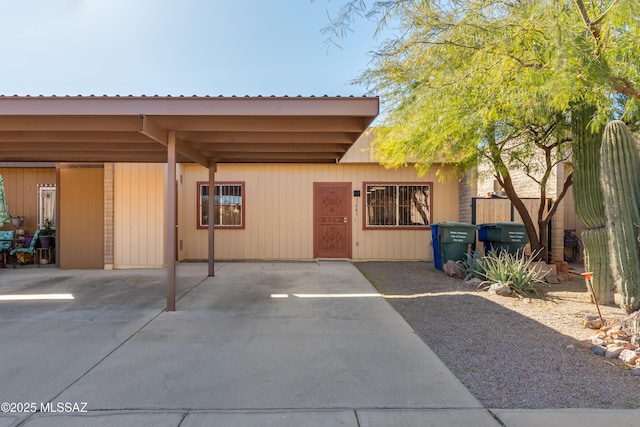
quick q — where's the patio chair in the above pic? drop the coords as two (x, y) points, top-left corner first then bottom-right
(0, 230), (14, 267)
(10, 229), (40, 268)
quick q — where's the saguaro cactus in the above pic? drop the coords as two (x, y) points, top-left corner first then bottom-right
(600, 120), (640, 313)
(571, 105), (613, 305)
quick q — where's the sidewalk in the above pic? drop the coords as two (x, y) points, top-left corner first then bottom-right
(0, 262), (637, 426)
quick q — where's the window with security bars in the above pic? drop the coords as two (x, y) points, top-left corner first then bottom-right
(198, 182), (244, 228)
(364, 183), (431, 228)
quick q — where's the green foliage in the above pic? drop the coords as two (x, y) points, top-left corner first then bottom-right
(40, 218), (55, 237)
(600, 120), (640, 313)
(476, 250), (548, 298)
(355, 0), (640, 172)
(320, 0), (640, 264)
(455, 250), (485, 281)
(323, 0), (640, 261)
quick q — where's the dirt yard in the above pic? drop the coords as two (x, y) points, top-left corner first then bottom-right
(354, 261), (639, 409)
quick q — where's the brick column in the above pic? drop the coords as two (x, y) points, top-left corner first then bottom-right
(458, 173), (476, 223)
(550, 163), (565, 262)
(103, 162), (114, 269)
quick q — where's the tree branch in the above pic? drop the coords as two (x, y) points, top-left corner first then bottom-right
(592, 0), (622, 25)
(574, 0), (601, 41)
(612, 77), (640, 100)
(543, 171), (574, 222)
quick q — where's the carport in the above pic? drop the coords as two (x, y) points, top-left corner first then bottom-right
(0, 95), (378, 310)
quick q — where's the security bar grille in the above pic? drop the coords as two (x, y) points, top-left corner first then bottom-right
(365, 184), (430, 227)
(199, 183), (243, 227)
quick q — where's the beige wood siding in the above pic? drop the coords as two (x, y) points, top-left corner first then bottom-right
(180, 163), (459, 261)
(0, 167), (56, 233)
(113, 163), (165, 268)
(59, 166), (104, 269)
(340, 129), (377, 163)
(340, 129), (448, 164)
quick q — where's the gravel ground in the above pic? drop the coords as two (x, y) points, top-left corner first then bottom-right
(354, 261), (640, 409)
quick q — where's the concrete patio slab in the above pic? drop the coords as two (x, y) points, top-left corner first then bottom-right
(16, 261), (634, 426)
(54, 261), (481, 410)
(4, 262), (637, 426)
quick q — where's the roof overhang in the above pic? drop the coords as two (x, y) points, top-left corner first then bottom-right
(0, 96), (379, 166)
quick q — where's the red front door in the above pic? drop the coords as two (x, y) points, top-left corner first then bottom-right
(313, 182), (352, 258)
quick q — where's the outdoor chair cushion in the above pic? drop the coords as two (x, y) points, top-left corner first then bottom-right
(10, 229), (40, 255)
(0, 230), (14, 253)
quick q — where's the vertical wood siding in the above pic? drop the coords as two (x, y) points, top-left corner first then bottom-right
(180, 163), (459, 261)
(339, 129), (377, 163)
(59, 167), (104, 269)
(0, 167), (56, 233)
(113, 163), (165, 268)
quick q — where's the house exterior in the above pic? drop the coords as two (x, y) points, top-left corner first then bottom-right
(1, 129), (462, 269)
(0, 95), (508, 310)
(175, 130), (459, 264)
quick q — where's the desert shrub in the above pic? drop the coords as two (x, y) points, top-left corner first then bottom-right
(476, 250), (548, 297)
(456, 250), (485, 280)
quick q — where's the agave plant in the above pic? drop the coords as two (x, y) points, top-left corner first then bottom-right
(455, 250), (485, 281)
(476, 249), (548, 297)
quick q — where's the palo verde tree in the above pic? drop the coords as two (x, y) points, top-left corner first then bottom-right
(319, 0), (640, 264)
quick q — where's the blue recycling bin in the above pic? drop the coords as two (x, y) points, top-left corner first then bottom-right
(432, 222), (478, 270)
(478, 222), (529, 255)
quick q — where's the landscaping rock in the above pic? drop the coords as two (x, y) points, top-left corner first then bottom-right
(488, 283), (512, 296)
(590, 317), (640, 366)
(579, 339), (593, 349)
(443, 260), (464, 278)
(463, 277), (483, 288)
(605, 346), (625, 359)
(529, 261), (554, 280)
(545, 273), (560, 284)
(618, 349), (639, 365)
(591, 345), (607, 356)
(582, 314), (603, 329)
(629, 312), (640, 347)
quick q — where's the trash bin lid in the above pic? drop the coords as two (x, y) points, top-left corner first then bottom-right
(434, 222), (478, 243)
(478, 222), (528, 243)
(434, 221), (479, 229)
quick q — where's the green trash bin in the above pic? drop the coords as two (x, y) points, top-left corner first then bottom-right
(432, 222), (478, 270)
(478, 222), (529, 255)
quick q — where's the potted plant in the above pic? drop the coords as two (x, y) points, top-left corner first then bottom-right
(10, 215), (24, 228)
(39, 218), (55, 250)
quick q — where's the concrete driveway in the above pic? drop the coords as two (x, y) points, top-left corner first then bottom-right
(5, 261), (635, 426)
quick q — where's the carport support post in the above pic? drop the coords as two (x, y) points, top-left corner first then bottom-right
(167, 131), (177, 312)
(208, 164), (216, 276)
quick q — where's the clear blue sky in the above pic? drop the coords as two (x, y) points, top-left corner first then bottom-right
(0, 0), (383, 97)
